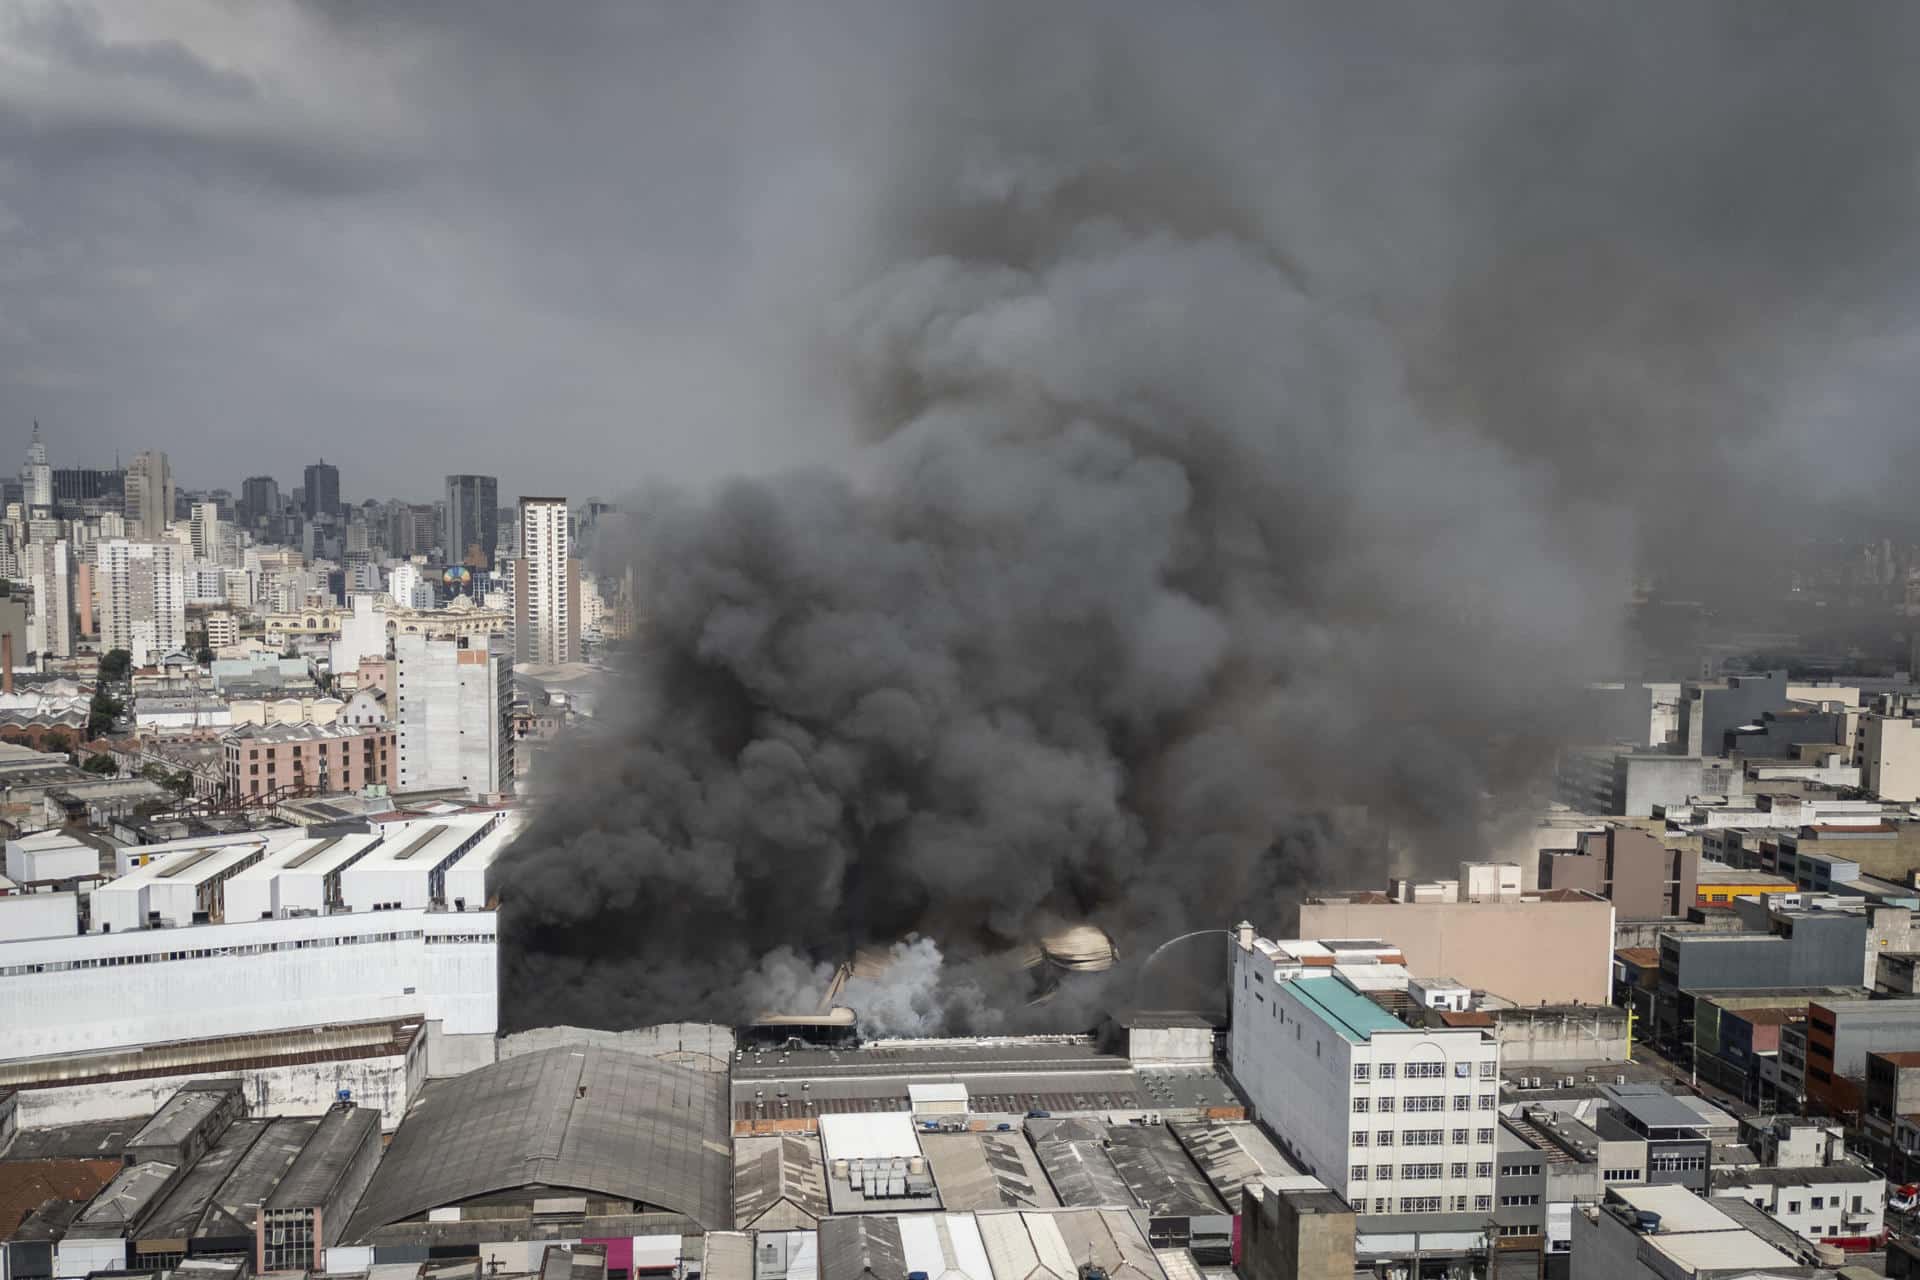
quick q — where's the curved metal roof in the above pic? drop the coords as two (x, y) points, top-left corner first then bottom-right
(347, 1045), (731, 1236)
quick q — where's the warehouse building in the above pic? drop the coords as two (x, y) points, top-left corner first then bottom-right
(733, 1136), (830, 1231)
(345, 1046), (733, 1250)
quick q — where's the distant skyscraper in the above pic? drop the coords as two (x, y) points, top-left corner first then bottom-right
(53, 467), (125, 508)
(445, 475), (499, 568)
(124, 451), (174, 540)
(96, 539), (185, 666)
(512, 497), (578, 666)
(241, 475), (281, 527)
(189, 501), (225, 564)
(20, 423), (52, 510)
(23, 538), (73, 658)
(303, 460), (341, 520)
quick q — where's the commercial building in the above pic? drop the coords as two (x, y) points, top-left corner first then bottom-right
(303, 461), (340, 521)
(222, 721), (397, 798)
(1862, 715), (1920, 802)
(394, 634), (514, 797)
(240, 476), (280, 529)
(96, 540), (185, 668)
(1229, 925), (1500, 1244)
(1295, 888), (1614, 1006)
(1679, 670), (1790, 758)
(260, 1102), (382, 1272)
(1802, 998), (1920, 1117)
(124, 451), (173, 541)
(1556, 750), (1740, 818)
(1709, 1164), (1883, 1249)
(1865, 1050), (1920, 1178)
(1537, 826), (1698, 919)
(1568, 1184), (1820, 1279)
(513, 497), (578, 665)
(445, 475), (499, 569)
(1591, 1085), (1710, 1195)
(1238, 1180), (1355, 1280)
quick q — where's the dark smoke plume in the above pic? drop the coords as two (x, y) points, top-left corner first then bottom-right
(492, 2), (1920, 1033)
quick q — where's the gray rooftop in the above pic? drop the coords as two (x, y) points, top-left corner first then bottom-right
(1168, 1121), (1302, 1203)
(817, 1216), (906, 1280)
(1600, 1083), (1710, 1133)
(68, 1161), (180, 1239)
(733, 1135), (830, 1229)
(1, 1117), (145, 1161)
(1027, 1124), (1141, 1210)
(347, 1045), (731, 1236)
(1711, 1163), (1882, 1189)
(135, 1118), (269, 1242)
(268, 1104), (378, 1209)
(194, 1117), (319, 1241)
(127, 1082), (239, 1152)
(919, 1132), (1060, 1212)
(1103, 1127), (1225, 1217)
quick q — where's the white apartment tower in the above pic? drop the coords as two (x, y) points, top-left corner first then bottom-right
(96, 539), (185, 667)
(125, 450), (175, 540)
(189, 500), (228, 565)
(512, 496), (579, 665)
(394, 633), (514, 797)
(1229, 925), (1500, 1238)
(23, 539), (74, 659)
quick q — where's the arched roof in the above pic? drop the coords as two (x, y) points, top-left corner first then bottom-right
(347, 1044), (731, 1237)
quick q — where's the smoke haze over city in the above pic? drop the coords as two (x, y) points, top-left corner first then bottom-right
(11, 3), (1920, 1034)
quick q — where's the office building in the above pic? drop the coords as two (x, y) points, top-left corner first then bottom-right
(1569, 1184), (1818, 1279)
(445, 474), (498, 568)
(20, 422), (51, 509)
(1229, 924), (1500, 1246)
(124, 450), (174, 540)
(95, 540), (185, 667)
(22, 538), (74, 659)
(188, 501), (225, 566)
(1679, 670), (1789, 757)
(240, 474), (281, 527)
(394, 633), (514, 797)
(302, 460), (340, 520)
(53, 465), (124, 510)
(512, 496), (578, 665)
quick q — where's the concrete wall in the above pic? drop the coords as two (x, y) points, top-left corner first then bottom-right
(1865, 717), (1920, 803)
(423, 1021), (499, 1079)
(0, 891), (79, 943)
(1494, 1008), (1629, 1064)
(1128, 1025), (1213, 1064)
(9, 1051), (415, 1132)
(1242, 1184), (1356, 1280)
(1296, 898), (1615, 1006)
(1608, 828), (1698, 920)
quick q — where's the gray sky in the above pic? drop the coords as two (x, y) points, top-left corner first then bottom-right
(4, 1), (1919, 517)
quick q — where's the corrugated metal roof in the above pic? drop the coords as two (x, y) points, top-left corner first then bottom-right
(346, 1046), (731, 1236)
(1102, 1127), (1224, 1217)
(68, 1161), (179, 1237)
(196, 1117), (318, 1241)
(704, 1232), (755, 1280)
(269, 1104), (377, 1209)
(919, 1134), (1059, 1212)
(136, 1119), (269, 1242)
(1029, 1136), (1140, 1210)
(975, 1209), (1075, 1280)
(897, 1214), (992, 1280)
(817, 1217), (905, 1280)
(1168, 1121), (1299, 1204)
(733, 1135), (830, 1229)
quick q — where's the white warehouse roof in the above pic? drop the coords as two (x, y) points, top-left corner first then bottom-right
(819, 1113), (923, 1163)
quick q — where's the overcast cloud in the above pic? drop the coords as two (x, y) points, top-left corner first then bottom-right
(3, 1), (1919, 519)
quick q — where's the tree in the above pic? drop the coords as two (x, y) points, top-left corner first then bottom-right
(82, 754), (118, 776)
(98, 649), (133, 681)
(164, 770), (194, 799)
(44, 729), (72, 756)
(88, 690), (124, 739)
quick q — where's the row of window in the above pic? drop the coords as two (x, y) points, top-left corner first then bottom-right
(0, 928), (492, 977)
(1499, 1194), (1541, 1207)
(1363, 1195), (1491, 1216)
(1356, 1062), (1497, 1082)
(1354, 1127), (1497, 1148)
(1353, 1162), (1493, 1182)
(1353, 1094), (1496, 1113)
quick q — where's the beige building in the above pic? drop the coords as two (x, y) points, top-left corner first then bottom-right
(1860, 715), (1920, 803)
(228, 695), (347, 727)
(1296, 889), (1615, 1006)
(263, 597), (510, 647)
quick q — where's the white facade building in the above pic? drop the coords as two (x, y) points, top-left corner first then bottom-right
(21, 423), (52, 509)
(23, 537), (74, 659)
(1710, 1165), (1883, 1246)
(0, 906), (496, 1061)
(394, 633), (513, 796)
(96, 539), (185, 667)
(189, 501), (227, 565)
(1230, 924), (1500, 1238)
(329, 593), (389, 676)
(124, 450), (174, 541)
(513, 497), (577, 664)
(339, 813), (508, 912)
(388, 562), (434, 610)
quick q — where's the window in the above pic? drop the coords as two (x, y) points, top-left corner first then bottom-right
(1477, 1128), (1495, 1145)
(1452, 1196), (1469, 1212)
(1377, 1131), (1394, 1146)
(1451, 1162), (1468, 1178)
(1352, 1165), (1368, 1181)
(1407, 1062), (1445, 1079)
(1400, 1163), (1442, 1180)
(1787, 1200), (1800, 1214)
(1452, 1095), (1472, 1111)
(1478, 1094), (1496, 1110)
(1475, 1195), (1492, 1212)
(1376, 1164), (1393, 1179)
(1354, 1064), (1371, 1081)
(1406, 1096), (1445, 1113)
(1452, 1128), (1470, 1145)
(1378, 1064), (1396, 1080)
(1604, 1169), (1639, 1182)
(1399, 1196), (1441, 1214)
(1353, 1132), (1369, 1148)
(1500, 1194), (1541, 1207)
(1853, 1195), (1864, 1212)
(1374, 1199), (1391, 1216)
(1476, 1162), (1493, 1178)
(1479, 1061), (1497, 1079)
(1353, 1098), (1370, 1113)
(1377, 1097), (1395, 1113)
(1810, 1196), (1824, 1210)
(1406, 1130), (1444, 1147)
(1454, 1062), (1472, 1078)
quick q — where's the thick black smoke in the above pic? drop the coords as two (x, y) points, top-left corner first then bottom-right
(492, 3), (1920, 1033)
